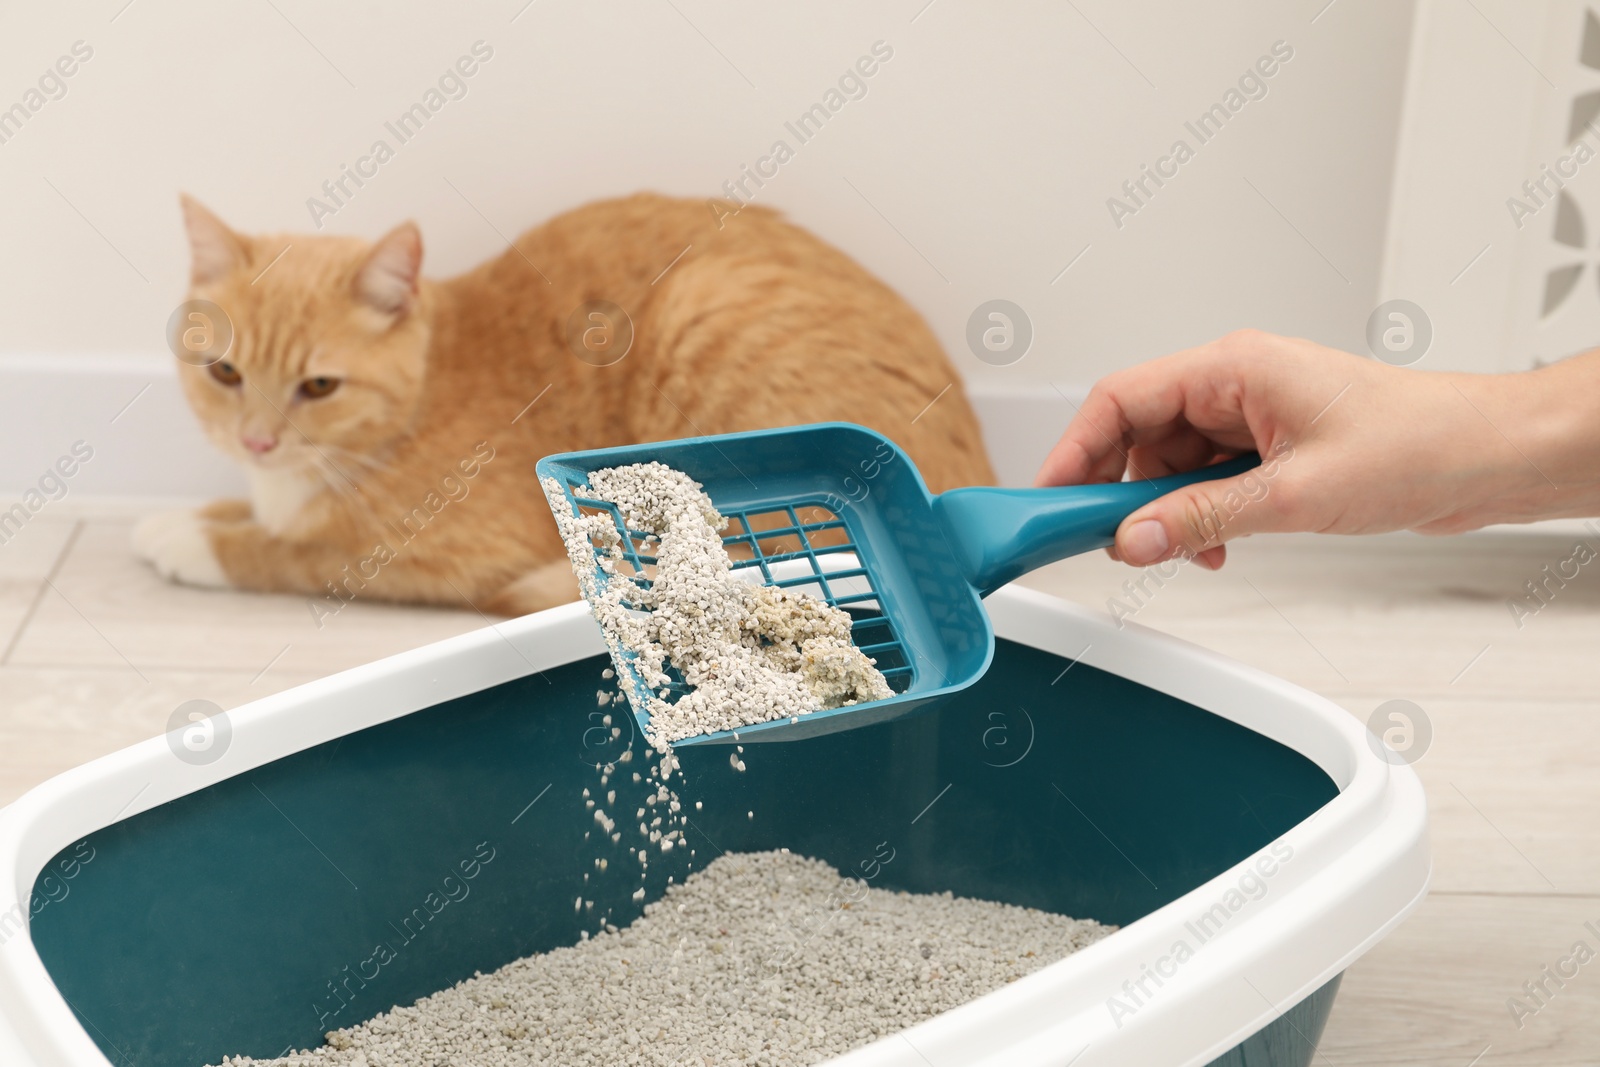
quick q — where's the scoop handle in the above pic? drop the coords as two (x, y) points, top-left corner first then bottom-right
(932, 453), (1263, 596)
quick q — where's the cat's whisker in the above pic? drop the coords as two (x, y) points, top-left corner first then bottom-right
(296, 446), (367, 494)
(311, 456), (364, 500)
(282, 449), (353, 502)
(306, 450), (389, 529)
(321, 445), (390, 475)
(319, 455), (392, 526)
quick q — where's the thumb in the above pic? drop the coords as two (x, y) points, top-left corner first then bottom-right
(1113, 471), (1286, 566)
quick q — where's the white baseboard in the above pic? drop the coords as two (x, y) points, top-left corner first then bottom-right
(1, 356), (1590, 544)
(3, 356), (1587, 550)
(0, 355), (1078, 499)
(0, 355), (244, 503)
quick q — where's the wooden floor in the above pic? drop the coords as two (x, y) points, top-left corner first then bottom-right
(2, 506), (1596, 1064)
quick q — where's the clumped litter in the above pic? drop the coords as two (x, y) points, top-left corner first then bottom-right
(213, 850), (1114, 1067)
(542, 462), (893, 748)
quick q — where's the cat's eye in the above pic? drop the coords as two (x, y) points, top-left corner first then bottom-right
(299, 376), (341, 400)
(209, 361), (242, 386)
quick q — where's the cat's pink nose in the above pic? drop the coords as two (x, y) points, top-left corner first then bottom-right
(242, 433), (278, 455)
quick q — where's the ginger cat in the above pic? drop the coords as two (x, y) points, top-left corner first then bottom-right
(134, 193), (995, 621)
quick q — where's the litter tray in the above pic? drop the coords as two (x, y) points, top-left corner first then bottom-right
(0, 585), (1428, 1067)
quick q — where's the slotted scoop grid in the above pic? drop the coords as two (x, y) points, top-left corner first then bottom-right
(541, 421), (1259, 747)
(558, 483), (916, 709)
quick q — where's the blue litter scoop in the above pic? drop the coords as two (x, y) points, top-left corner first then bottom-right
(538, 422), (1257, 748)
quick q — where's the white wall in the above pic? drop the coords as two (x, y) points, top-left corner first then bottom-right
(0, 1), (1413, 386)
(0, 1), (1417, 497)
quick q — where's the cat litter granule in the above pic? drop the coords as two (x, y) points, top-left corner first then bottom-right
(542, 463), (893, 748)
(214, 850), (1113, 1067)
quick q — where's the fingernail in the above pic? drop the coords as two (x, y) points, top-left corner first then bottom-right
(1121, 519), (1169, 565)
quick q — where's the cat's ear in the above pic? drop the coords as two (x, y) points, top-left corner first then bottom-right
(180, 194), (248, 286)
(356, 222), (423, 316)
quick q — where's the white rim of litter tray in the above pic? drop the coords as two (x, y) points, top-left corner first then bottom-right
(0, 584), (1428, 1067)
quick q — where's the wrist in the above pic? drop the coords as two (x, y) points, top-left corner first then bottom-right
(1459, 354), (1600, 518)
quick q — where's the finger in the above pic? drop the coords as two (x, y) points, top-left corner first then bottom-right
(1034, 368), (1176, 486)
(1113, 469), (1288, 565)
(1125, 451), (1171, 480)
(1034, 342), (1255, 487)
(1034, 432), (1116, 488)
(1192, 545), (1227, 570)
(1126, 428), (1220, 481)
(1142, 429), (1222, 478)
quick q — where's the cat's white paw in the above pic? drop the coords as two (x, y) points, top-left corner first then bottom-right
(132, 509), (230, 589)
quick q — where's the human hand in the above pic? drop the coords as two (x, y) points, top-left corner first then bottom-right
(1035, 330), (1594, 570)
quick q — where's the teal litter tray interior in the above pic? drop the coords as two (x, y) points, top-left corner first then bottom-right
(29, 638), (1340, 1067)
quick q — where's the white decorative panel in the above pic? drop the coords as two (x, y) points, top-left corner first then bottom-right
(1386, 0), (1600, 370)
